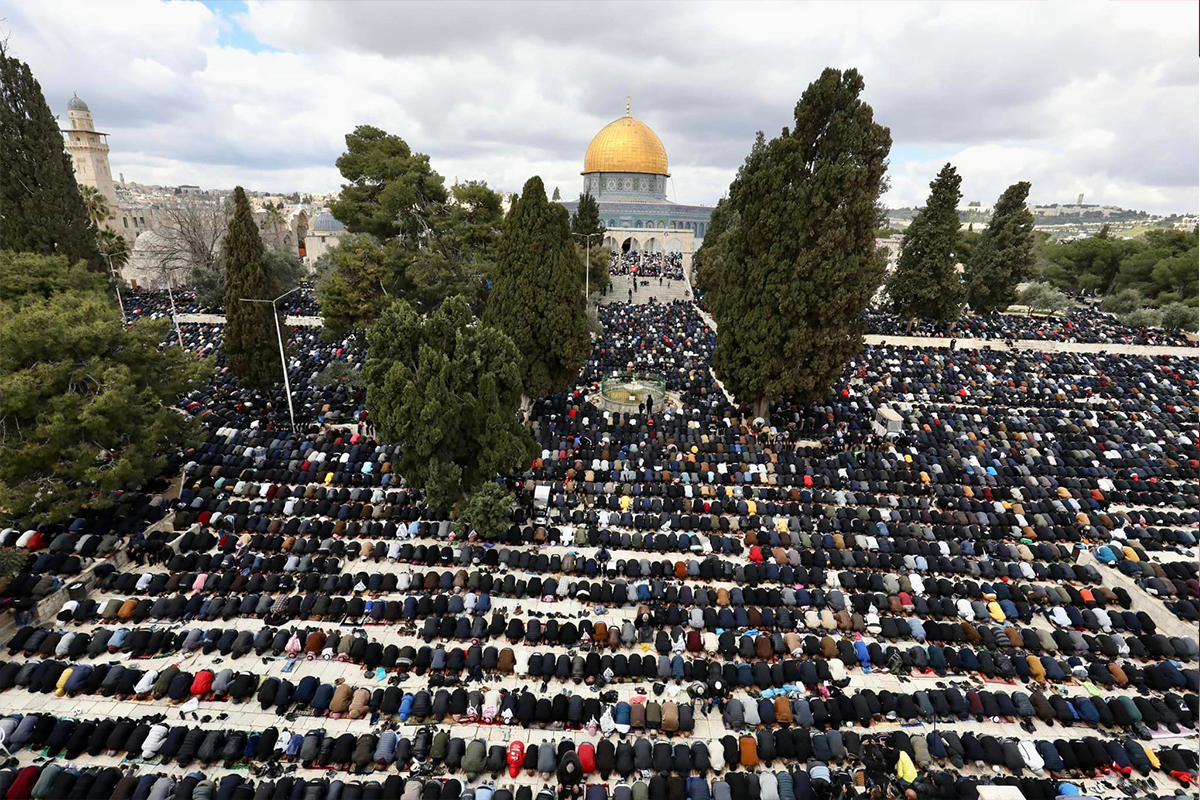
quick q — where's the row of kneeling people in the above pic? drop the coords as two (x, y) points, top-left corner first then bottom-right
(53, 593), (1199, 667)
(133, 535), (1121, 591)
(0, 657), (1194, 736)
(0, 714), (1195, 795)
(86, 570), (1184, 653)
(95, 564), (1139, 628)
(10, 624), (1199, 695)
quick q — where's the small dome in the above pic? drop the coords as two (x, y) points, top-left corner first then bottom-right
(67, 93), (89, 112)
(583, 108), (669, 177)
(312, 212), (346, 232)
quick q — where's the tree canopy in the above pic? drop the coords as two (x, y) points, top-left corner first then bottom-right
(79, 186), (110, 228)
(318, 133), (502, 332)
(97, 229), (130, 271)
(455, 481), (514, 541)
(570, 192), (606, 241)
(485, 176), (590, 400)
(1018, 281), (1073, 314)
(964, 181), (1036, 313)
(330, 125), (449, 243)
(0, 251), (210, 524)
(887, 163), (965, 323)
(1037, 225), (1197, 307)
(699, 68), (892, 417)
(315, 233), (408, 337)
(363, 295), (534, 513)
(443, 180), (505, 264)
(223, 187), (281, 390)
(0, 50), (102, 269)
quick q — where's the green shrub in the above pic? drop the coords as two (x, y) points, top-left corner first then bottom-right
(1100, 288), (1144, 315)
(1158, 302), (1198, 332)
(314, 360), (363, 388)
(455, 482), (514, 541)
(0, 549), (31, 579)
(1121, 308), (1163, 329)
(1018, 282), (1073, 314)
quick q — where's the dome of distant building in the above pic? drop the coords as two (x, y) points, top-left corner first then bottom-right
(312, 212), (346, 232)
(559, 99), (713, 259)
(583, 111), (669, 177)
(67, 93), (89, 112)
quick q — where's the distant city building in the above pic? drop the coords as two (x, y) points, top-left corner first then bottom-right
(305, 212), (346, 265)
(557, 100), (712, 271)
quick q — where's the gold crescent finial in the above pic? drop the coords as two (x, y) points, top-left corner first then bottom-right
(625, 96), (631, 117)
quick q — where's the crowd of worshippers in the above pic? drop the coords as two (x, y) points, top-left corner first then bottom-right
(122, 284), (323, 320)
(864, 307), (1194, 347)
(0, 716), (1194, 800)
(582, 301), (714, 395)
(609, 252), (685, 281)
(1, 279), (1196, 800)
(169, 322), (367, 429)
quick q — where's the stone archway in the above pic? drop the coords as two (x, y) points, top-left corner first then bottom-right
(622, 236), (640, 254)
(603, 235), (620, 252)
(666, 237), (684, 254)
(642, 236), (661, 254)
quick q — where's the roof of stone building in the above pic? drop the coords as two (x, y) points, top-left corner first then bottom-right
(312, 212), (346, 232)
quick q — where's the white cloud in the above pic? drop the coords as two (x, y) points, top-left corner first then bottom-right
(5, 0), (1196, 213)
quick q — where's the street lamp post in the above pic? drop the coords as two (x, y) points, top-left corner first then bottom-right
(239, 285), (302, 429)
(164, 272), (185, 349)
(573, 232), (602, 299)
(101, 252), (126, 321)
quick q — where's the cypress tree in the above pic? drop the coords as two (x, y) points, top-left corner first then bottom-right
(0, 50), (102, 268)
(485, 176), (590, 401)
(965, 181), (1036, 313)
(223, 187), (280, 390)
(570, 192), (606, 240)
(363, 296), (534, 513)
(887, 163), (965, 323)
(706, 68), (891, 419)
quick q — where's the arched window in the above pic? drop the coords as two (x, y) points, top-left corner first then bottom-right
(608, 219), (617, 228)
(635, 220), (644, 228)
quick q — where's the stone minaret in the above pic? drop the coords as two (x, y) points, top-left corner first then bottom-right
(62, 94), (118, 223)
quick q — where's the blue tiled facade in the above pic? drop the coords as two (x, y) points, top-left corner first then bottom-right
(558, 171), (712, 240)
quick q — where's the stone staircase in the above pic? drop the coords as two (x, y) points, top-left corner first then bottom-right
(598, 273), (693, 306)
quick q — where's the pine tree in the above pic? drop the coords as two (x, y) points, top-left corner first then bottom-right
(705, 68), (891, 419)
(887, 163), (965, 323)
(329, 125), (448, 243)
(965, 181), (1036, 313)
(0, 252), (210, 524)
(570, 192), (606, 240)
(223, 186), (280, 390)
(485, 176), (590, 400)
(363, 296), (534, 513)
(0, 50), (102, 268)
(552, 186), (561, 201)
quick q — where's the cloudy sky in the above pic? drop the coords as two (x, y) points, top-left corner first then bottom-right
(7, 1), (1197, 213)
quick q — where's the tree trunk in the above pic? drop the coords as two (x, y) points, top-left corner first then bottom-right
(753, 396), (771, 424)
(520, 394), (533, 423)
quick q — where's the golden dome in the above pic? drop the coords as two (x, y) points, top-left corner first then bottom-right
(583, 111), (669, 176)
